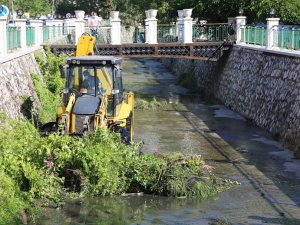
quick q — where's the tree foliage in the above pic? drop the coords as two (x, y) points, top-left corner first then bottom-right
(4, 0), (299, 23)
(5, 0), (51, 16)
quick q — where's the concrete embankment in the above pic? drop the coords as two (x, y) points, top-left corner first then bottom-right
(161, 46), (300, 150)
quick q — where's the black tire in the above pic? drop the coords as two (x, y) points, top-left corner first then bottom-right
(121, 113), (133, 144)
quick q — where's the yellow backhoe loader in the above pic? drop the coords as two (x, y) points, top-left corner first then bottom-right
(42, 35), (134, 143)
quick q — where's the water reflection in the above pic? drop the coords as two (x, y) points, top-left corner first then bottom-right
(38, 195), (212, 225)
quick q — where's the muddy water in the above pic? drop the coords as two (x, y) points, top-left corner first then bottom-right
(38, 59), (300, 225)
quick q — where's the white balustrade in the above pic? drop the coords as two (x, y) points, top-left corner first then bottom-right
(145, 9), (158, 44)
(0, 8), (296, 57)
(110, 11), (121, 45)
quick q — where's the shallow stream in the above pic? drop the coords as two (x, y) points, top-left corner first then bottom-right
(38, 59), (300, 225)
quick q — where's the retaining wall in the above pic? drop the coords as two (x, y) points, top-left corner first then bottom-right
(162, 46), (300, 139)
(0, 51), (41, 118)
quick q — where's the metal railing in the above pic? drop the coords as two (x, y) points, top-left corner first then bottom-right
(62, 26), (76, 44)
(42, 26), (50, 43)
(134, 25), (146, 43)
(26, 26), (35, 47)
(102, 19), (110, 26)
(273, 25), (300, 50)
(121, 26), (136, 44)
(7, 26), (21, 51)
(42, 25), (76, 44)
(241, 26), (266, 46)
(157, 24), (177, 43)
(192, 23), (230, 42)
(85, 26), (111, 44)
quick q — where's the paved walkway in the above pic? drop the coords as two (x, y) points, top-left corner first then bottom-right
(0, 46), (43, 64)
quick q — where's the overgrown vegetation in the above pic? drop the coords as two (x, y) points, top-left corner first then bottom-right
(33, 48), (65, 124)
(135, 97), (167, 110)
(0, 115), (235, 223)
(0, 50), (236, 223)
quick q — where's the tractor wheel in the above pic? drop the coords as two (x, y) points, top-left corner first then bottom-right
(121, 113), (133, 144)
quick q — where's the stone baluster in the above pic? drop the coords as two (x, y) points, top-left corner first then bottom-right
(145, 9), (158, 44)
(0, 19), (7, 55)
(266, 17), (280, 49)
(110, 11), (121, 45)
(236, 16), (246, 44)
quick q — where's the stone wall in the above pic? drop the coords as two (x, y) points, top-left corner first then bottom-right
(162, 46), (300, 139)
(0, 52), (41, 118)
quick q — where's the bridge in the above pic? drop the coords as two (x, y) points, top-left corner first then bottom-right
(50, 41), (232, 61)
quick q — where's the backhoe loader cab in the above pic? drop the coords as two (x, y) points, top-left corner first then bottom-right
(57, 55), (134, 143)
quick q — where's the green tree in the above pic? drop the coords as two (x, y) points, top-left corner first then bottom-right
(12, 0), (51, 16)
(248, 0), (300, 23)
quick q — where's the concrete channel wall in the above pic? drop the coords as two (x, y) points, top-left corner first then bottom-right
(0, 50), (41, 118)
(161, 45), (300, 140)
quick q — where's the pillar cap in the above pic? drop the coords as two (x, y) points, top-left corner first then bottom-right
(266, 18), (280, 21)
(236, 16), (246, 19)
(183, 17), (193, 21)
(147, 18), (158, 21)
(110, 19), (121, 22)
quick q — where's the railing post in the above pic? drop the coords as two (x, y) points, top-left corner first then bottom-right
(0, 19), (7, 55)
(110, 11), (121, 45)
(182, 9), (193, 44)
(30, 20), (43, 46)
(236, 16), (246, 44)
(14, 19), (27, 50)
(75, 20), (85, 45)
(145, 9), (158, 44)
(177, 10), (184, 43)
(266, 17), (280, 49)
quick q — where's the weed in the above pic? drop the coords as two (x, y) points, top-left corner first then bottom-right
(135, 97), (167, 110)
(0, 50), (236, 222)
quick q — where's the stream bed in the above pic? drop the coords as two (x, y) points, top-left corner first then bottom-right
(37, 59), (300, 225)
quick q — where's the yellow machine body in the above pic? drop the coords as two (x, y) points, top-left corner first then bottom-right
(56, 35), (134, 143)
